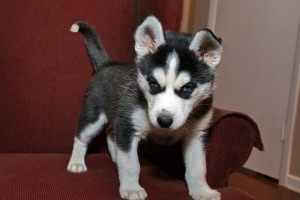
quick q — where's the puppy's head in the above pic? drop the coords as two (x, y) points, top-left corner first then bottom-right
(135, 16), (222, 130)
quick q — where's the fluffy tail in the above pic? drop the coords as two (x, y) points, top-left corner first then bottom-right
(70, 21), (112, 72)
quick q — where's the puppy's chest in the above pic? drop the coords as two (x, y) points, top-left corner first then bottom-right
(147, 128), (188, 144)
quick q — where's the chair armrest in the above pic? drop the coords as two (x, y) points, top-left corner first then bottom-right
(139, 108), (264, 189)
(206, 108), (264, 188)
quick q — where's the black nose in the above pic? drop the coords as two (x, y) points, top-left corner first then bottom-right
(157, 115), (173, 128)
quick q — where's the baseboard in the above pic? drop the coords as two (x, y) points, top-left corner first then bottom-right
(287, 174), (300, 193)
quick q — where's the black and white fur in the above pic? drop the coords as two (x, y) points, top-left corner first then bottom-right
(67, 16), (222, 200)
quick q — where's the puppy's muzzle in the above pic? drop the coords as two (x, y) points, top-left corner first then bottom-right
(157, 112), (173, 128)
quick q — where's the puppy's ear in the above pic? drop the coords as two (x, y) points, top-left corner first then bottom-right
(189, 29), (222, 67)
(135, 16), (165, 58)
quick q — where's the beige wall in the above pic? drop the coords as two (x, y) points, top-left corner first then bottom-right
(289, 11), (300, 178)
(288, 16), (300, 181)
(191, 0), (209, 32)
(180, 0), (210, 34)
(290, 74), (300, 177)
(180, 0), (191, 33)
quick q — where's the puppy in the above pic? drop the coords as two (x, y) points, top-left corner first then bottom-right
(67, 16), (222, 200)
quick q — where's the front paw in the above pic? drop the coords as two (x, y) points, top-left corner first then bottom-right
(67, 162), (87, 173)
(120, 185), (148, 200)
(190, 188), (220, 200)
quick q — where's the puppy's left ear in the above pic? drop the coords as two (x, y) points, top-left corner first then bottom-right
(189, 29), (223, 67)
(135, 16), (165, 58)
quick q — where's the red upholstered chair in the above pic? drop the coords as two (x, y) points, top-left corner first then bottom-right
(0, 1), (263, 199)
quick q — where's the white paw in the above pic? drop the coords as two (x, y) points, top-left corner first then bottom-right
(67, 137), (88, 173)
(120, 185), (148, 200)
(191, 188), (220, 200)
(67, 163), (87, 173)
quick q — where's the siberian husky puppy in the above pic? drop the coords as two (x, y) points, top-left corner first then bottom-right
(67, 16), (222, 200)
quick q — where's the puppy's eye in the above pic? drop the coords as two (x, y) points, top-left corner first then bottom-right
(179, 83), (196, 99)
(147, 77), (161, 94)
(150, 81), (160, 89)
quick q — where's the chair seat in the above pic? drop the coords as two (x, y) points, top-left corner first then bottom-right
(0, 153), (254, 200)
(0, 153), (191, 200)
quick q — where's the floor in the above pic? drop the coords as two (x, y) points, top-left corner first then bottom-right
(229, 168), (300, 200)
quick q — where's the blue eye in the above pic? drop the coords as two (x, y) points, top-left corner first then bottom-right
(147, 77), (161, 94)
(179, 83), (195, 99)
(149, 81), (160, 90)
(182, 85), (192, 93)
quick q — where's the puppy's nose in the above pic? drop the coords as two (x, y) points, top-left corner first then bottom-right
(157, 115), (173, 128)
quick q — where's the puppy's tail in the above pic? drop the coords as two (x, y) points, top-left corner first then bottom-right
(70, 21), (112, 72)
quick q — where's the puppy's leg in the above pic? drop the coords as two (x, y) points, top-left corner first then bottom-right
(117, 136), (147, 200)
(183, 134), (220, 200)
(67, 137), (88, 173)
(67, 113), (107, 173)
(106, 126), (117, 163)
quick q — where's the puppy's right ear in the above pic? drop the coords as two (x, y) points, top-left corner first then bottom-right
(134, 16), (165, 58)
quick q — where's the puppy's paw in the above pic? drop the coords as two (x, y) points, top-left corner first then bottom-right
(191, 188), (220, 200)
(67, 162), (87, 173)
(120, 185), (147, 200)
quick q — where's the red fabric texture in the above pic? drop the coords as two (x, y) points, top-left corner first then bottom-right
(211, 108), (264, 151)
(0, 153), (254, 200)
(206, 108), (264, 188)
(0, 0), (182, 153)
